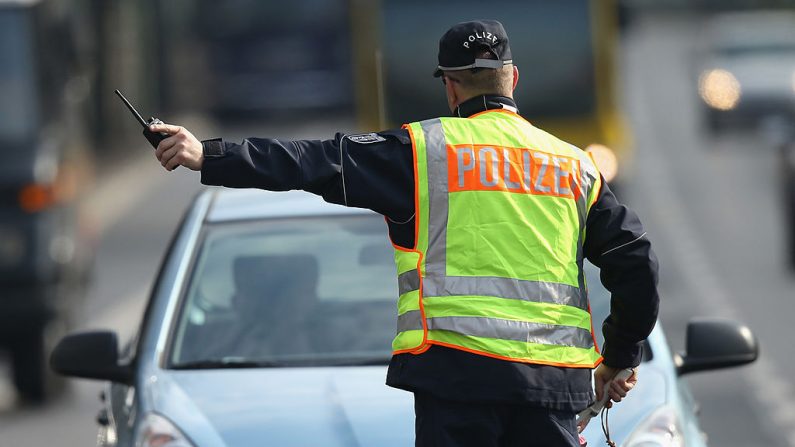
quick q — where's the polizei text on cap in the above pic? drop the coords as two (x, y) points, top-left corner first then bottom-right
(463, 31), (498, 49)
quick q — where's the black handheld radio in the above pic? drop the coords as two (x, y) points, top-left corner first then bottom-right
(114, 89), (169, 149)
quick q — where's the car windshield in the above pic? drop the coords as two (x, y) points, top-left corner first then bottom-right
(169, 214), (399, 368)
(0, 9), (38, 141)
(169, 212), (613, 368)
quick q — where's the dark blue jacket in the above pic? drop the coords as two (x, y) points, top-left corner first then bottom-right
(200, 95), (659, 412)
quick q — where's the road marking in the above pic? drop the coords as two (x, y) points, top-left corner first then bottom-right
(628, 28), (795, 446)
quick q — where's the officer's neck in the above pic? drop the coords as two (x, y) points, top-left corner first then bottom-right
(453, 94), (518, 118)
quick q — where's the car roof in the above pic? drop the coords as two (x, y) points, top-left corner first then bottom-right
(204, 187), (374, 223)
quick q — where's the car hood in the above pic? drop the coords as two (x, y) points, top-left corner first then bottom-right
(144, 362), (671, 447)
(146, 366), (415, 447)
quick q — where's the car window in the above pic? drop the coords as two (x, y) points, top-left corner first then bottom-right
(168, 213), (615, 367)
(0, 9), (39, 141)
(169, 214), (399, 367)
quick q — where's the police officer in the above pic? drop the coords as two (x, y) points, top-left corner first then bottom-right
(152, 20), (658, 447)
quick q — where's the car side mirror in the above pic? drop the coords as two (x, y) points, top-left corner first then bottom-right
(675, 318), (758, 376)
(50, 331), (133, 384)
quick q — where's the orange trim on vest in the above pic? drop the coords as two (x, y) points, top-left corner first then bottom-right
(393, 344), (432, 356)
(426, 340), (603, 369)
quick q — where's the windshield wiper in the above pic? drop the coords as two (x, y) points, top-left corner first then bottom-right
(171, 358), (285, 370)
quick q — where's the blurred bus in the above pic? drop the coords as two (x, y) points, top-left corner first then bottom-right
(353, 0), (630, 186)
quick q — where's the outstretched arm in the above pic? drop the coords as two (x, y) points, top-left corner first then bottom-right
(149, 123), (415, 224)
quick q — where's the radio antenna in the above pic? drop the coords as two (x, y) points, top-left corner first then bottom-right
(114, 89), (148, 128)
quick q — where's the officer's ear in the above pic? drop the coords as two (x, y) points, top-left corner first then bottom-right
(512, 66), (519, 91)
(443, 74), (460, 112)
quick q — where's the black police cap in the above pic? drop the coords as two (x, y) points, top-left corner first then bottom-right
(433, 20), (513, 77)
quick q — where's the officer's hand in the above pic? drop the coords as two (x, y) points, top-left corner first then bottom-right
(151, 123), (204, 171)
(593, 363), (637, 409)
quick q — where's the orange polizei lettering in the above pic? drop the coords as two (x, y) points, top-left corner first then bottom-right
(447, 144), (581, 200)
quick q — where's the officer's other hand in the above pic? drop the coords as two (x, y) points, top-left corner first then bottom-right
(593, 363), (637, 409)
(151, 123), (204, 171)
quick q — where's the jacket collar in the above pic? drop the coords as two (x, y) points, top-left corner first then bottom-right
(453, 95), (518, 118)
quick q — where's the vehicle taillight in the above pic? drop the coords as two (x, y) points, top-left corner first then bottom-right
(18, 163), (78, 212)
(19, 183), (57, 212)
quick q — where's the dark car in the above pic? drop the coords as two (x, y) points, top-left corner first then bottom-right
(0, 0), (94, 402)
(52, 188), (758, 446)
(696, 11), (795, 132)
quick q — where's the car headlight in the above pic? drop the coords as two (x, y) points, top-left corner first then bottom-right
(135, 413), (196, 447)
(623, 405), (684, 447)
(699, 68), (741, 111)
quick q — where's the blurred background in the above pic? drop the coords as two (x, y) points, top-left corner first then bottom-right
(1, 0), (795, 445)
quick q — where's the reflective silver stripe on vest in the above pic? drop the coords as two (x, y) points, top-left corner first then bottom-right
(398, 269), (421, 295)
(397, 309), (424, 334)
(398, 310), (420, 331)
(397, 310), (594, 349)
(397, 270), (585, 310)
(573, 150), (599, 296)
(420, 118), (449, 279)
(574, 153), (588, 301)
(422, 275), (587, 310)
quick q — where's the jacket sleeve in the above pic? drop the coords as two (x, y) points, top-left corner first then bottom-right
(584, 180), (660, 369)
(199, 131), (414, 223)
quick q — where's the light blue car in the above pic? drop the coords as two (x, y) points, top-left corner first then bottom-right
(52, 188), (758, 447)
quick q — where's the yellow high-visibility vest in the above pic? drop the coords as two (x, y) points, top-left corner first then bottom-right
(392, 109), (603, 368)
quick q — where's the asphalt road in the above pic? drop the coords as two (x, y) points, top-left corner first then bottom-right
(622, 12), (795, 447)
(0, 10), (793, 447)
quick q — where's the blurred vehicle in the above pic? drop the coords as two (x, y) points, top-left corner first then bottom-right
(766, 119), (795, 268)
(191, 0), (354, 119)
(696, 11), (795, 132)
(782, 139), (795, 268)
(353, 0), (629, 187)
(0, 0), (95, 402)
(52, 188), (757, 446)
